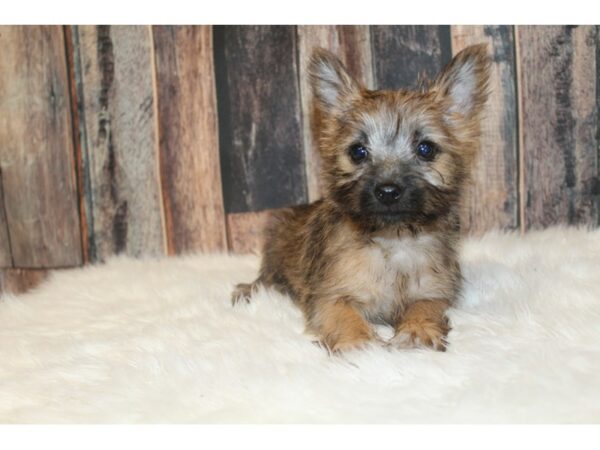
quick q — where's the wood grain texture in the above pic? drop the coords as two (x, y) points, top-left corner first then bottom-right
(64, 25), (90, 264)
(226, 210), (274, 254)
(297, 25), (373, 201)
(0, 26), (82, 268)
(370, 25), (452, 90)
(452, 25), (519, 234)
(153, 26), (227, 254)
(517, 26), (599, 228)
(0, 171), (12, 267)
(74, 25), (166, 260)
(214, 25), (307, 213)
(0, 268), (48, 296)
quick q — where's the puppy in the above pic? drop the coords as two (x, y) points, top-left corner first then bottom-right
(232, 44), (490, 352)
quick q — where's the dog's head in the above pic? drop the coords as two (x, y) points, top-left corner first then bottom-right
(309, 44), (490, 230)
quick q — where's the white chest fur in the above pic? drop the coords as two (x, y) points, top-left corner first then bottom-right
(328, 233), (446, 323)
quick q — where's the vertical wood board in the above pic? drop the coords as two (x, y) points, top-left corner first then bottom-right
(74, 25), (166, 260)
(452, 25), (520, 234)
(0, 25), (82, 268)
(153, 25), (227, 253)
(518, 26), (598, 228)
(0, 170), (12, 267)
(214, 25), (307, 214)
(371, 25), (452, 90)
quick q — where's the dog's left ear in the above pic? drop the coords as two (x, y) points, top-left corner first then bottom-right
(431, 43), (491, 122)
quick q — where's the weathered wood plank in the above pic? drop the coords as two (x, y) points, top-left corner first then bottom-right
(214, 25), (307, 214)
(517, 26), (598, 228)
(226, 210), (274, 254)
(74, 25), (166, 260)
(370, 25), (452, 90)
(0, 170), (12, 267)
(452, 25), (519, 234)
(0, 26), (82, 268)
(64, 25), (90, 264)
(153, 25), (227, 254)
(297, 25), (373, 201)
(0, 268), (48, 296)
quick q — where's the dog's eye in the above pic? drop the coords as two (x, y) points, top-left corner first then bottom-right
(416, 141), (437, 160)
(349, 144), (368, 163)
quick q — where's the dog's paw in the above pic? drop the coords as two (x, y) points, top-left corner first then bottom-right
(320, 332), (377, 354)
(389, 320), (449, 351)
(231, 283), (254, 305)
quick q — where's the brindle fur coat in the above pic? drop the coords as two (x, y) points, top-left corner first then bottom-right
(233, 44), (490, 352)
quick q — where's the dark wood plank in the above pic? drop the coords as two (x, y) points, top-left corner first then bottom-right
(0, 170), (12, 267)
(517, 26), (599, 229)
(153, 26), (227, 254)
(73, 25), (166, 260)
(0, 26), (82, 268)
(226, 210), (274, 254)
(452, 25), (519, 234)
(0, 268), (48, 296)
(370, 25), (452, 90)
(214, 25), (307, 213)
(297, 25), (373, 201)
(597, 25), (600, 227)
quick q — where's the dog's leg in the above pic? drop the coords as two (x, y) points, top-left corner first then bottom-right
(390, 299), (450, 351)
(309, 298), (375, 352)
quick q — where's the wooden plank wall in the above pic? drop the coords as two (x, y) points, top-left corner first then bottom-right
(0, 25), (599, 295)
(517, 26), (599, 228)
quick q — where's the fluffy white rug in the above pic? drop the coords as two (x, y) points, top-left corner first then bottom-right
(1, 227), (599, 423)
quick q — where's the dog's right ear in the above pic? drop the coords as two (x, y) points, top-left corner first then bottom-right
(309, 48), (361, 114)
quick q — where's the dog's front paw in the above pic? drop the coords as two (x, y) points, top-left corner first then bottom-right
(323, 334), (373, 354)
(390, 320), (449, 351)
(231, 283), (254, 305)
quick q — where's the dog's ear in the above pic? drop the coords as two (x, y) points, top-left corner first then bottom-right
(309, 48), (361, 114)
(431, 43), (490, 122)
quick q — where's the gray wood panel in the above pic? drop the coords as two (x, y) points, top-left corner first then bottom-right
(74, 25), (166, 260)
(518, 26), (598, 228)
(214, 25), (307, 213)
(371, 25), (452, 90)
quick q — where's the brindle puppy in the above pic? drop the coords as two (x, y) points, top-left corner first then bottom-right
(232, 45), (490, 352)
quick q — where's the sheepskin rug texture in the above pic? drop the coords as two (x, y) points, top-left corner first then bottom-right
(1, 227), (600, 423)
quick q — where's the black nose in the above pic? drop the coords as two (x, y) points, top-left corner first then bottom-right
(374, 184), (403, 205)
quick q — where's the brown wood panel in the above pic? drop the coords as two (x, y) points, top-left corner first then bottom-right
(0, 268), (48, 296)
(0, 26), (82, 268)
(517, 26), (598, 228)
(297, 25), (373, 201)
(226, 210), (274, 254)
(153, 26), (227, 254)
(452, 26), (519, 234)
(370, 25), (452, 90)
(0, 170), (12, 267)
(64, 25), (90, 264)
(214, 25), (307, 214)
(74, 25), (166, 260)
